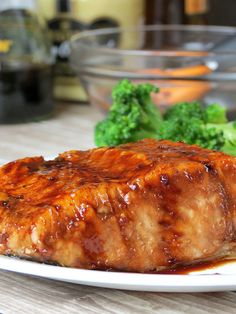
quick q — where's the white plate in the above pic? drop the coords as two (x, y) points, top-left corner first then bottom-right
(0, 255), (236, 292)
(0, 159), (236, 292)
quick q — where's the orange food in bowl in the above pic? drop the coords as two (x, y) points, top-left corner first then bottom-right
(140, 64), (212, 107)
(151, 80), (211, 107)
(143, 64), (212, 77)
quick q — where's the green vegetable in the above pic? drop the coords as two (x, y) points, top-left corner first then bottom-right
(204, 103), (227, 124)
(94, 79), (236, 156)
(164, 101), (204, 121)
(161, 101), (236, 154)
(207, 121), (236, 156)
(160, 102), (225, 151)
(95, 79), (161, 146)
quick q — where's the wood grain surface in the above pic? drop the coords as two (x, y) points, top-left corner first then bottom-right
(0, 103), (235, 314)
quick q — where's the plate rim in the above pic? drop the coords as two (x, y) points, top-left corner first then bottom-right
(0, 255), (236, 292)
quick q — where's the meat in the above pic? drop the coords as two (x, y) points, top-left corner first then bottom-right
(0, 139), (236, 272)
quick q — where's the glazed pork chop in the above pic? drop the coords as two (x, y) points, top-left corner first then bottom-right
(0, 139), (236, 272)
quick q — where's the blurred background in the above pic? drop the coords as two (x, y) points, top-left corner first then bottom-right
(42, 0), (236, 104)
(1, 0), (236, 124)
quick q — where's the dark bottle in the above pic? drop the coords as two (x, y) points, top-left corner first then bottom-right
(145, 0), (185, 25)
(208, 0), (236, 26)
(145, 0), (185, 49)
(47, 0), (84, 102)
(0, 0), (54, 124)
(48, 0), (84, 71)
(185, 0), (209, 25)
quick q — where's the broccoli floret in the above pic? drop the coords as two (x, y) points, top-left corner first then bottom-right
(95, 79), (161, 146)
(204, 103), (227, 124)
(207, 121), (236, 156)
(164, 101), (204, 121)
(160, 102), (225, 151)
(94, 79), (236, 156)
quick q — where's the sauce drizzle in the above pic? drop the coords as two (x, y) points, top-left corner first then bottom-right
(156, 259), (236, 275)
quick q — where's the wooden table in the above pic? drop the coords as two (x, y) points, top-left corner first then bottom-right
(0, 104), (236, 314)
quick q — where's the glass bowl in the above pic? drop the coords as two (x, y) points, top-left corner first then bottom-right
(70, 25), (236, 119)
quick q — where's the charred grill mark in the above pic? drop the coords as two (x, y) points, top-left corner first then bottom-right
(203, 162), (217, 174)
(118, 213), (129, 227)
(201, 160), (234, 240)
(48, 176), (57, 181)
(167, 256), (179, 265)
(0, 232), (8, 243)
(160, 174), (169, 186)
(162, 246), (179, 266)
(210, 167), (235, 241)
(15, 194), (24, 200)
(159, 220), (172, 229)
(55, 204), (61, 212)
(157, 169), (205, 266)
(2, 161), (17, 174)
(160, 222), (184, 266)
(26, 162), (40, 173)
(1, 194), (23, 209)
(1, 201), (9, 208)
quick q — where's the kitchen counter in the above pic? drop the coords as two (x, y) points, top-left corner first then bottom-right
(0, 103), (235, 314)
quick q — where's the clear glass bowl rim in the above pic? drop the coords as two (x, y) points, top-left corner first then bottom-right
(70, 24), (236, 56)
